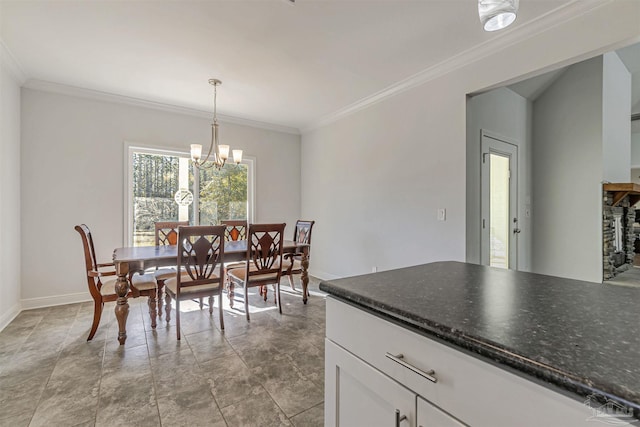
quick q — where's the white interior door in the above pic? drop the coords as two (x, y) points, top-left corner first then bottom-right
(481, 132), (519, 269)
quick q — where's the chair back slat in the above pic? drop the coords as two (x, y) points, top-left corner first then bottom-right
(177, 225), (225, 294)
(74, 224), (106, 300)
(75, 224), (98, 272)
(294, 220), (315, 245)
(246, 223), (285, 280)
(221, 219), (247, 242)
(155, 221), (189, 246)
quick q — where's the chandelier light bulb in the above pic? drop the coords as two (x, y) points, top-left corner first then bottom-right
(190, 144), (202, 161)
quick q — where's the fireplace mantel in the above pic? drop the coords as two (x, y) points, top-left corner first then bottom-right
(603, 183), (640, 207)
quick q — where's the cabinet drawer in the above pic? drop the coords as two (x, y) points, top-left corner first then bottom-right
(326, 297), (591, 426)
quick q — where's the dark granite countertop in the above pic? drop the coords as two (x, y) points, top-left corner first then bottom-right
(319, 261), (640, 418)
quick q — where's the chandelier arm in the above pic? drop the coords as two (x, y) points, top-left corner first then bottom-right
(199, 123), (217, 165)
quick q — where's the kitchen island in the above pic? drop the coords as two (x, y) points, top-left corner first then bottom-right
(320, 261), (640, 426)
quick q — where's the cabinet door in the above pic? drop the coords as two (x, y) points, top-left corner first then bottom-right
(325, 339), (415, 427)
(417, 396), (466, 427)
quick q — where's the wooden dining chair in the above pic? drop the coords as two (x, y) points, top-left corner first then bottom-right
(227, 223), (286, 321)
(281, 220), (315, 295)
(75, 224), (157, 341)
(221, 219), (247, 242)
(153, 221), (189, 319)
(220, 219), (249, 300)
(155, 221), (189, 246)
(163, 225), (226, 339)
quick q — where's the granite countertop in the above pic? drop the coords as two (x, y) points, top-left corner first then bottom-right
(319, 261), (640, 418)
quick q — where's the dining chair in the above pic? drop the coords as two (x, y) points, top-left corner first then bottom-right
(227, 223), (286, 321)
(75, 224), (157, 341)
(155, 221), (189, 246)
(163, 225), (226, 339)
(221, 219), (247, 242)
(220, 219), (249, 307)
(280, 220), (315, 296)
(153, 221), (189, 320)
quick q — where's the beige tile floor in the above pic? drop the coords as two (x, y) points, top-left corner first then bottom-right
(0, 277), (326, 427)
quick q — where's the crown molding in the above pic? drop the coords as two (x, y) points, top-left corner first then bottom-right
(22, 79), (301, 135)
(0, 39), (27, 85)
(301, 0), (610, 133)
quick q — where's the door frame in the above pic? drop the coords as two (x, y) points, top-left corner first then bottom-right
(480, 130), (519, 269)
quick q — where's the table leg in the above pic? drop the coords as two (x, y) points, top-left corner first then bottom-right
(301, 247), (309, 304)
(228, 282), (235, 308)
(114, 262), (130, 345)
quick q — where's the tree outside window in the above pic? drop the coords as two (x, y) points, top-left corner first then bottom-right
(130, 150), (249, 246)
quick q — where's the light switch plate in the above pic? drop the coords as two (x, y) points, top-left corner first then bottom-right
(437, 208), (446, 221)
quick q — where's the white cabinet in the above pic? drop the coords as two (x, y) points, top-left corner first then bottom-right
(326, 339), (415, 426)
(325, 297), (596, 427)
(326, 337), (464, 427)
(417, 396), (465, 427)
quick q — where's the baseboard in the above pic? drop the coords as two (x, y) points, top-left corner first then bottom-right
(0, 303), (21, 332)
(21, 292), (91, 310)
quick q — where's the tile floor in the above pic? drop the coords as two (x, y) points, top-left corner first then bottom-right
(0, 278), (326, 427)
(606, 265), (640, 288)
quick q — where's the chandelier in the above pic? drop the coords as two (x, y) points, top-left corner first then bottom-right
(478, 0), (518, 32)
(191, 79), (243, 170)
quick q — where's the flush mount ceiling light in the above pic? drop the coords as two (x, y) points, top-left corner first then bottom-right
(190, 79), (242, 170)
(479, 0), (519, 32)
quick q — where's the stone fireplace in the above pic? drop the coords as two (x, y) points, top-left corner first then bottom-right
(603, 183), (640, 280)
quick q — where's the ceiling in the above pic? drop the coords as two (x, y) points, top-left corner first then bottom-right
(1, 0), (593, 132)
(507, 41), (640, 133)
(509, 42), (640, 105)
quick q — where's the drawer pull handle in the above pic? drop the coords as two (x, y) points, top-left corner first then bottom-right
(385, 352), (438, 383)
(395, 409), (407, 426)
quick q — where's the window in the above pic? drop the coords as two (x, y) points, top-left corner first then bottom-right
(125, 144), (254, 246)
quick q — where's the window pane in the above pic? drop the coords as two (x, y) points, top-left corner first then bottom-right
(198, 163), (248, 225)
(489, 153), (509, 268)
(132, 152), (187, 246)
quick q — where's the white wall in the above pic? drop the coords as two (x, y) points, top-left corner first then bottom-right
(530, 52), (631, 283)
(20, 89), (300, 306)
(602, 52), (631, 182)
(532, 57), (604, 282)
(466, 87), (532, 272)
(301, 0), (640, 281)
(303, 85), (466, 278)
(632, 133), (640, 167)
(0, 45), (22, 330)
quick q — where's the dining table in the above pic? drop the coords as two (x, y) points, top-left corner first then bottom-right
(112, 239), (310, 345)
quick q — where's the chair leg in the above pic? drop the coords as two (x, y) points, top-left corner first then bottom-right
(218, 293), (225, 331)
(228, 282), (235, 309)
(165, 292), (172, 323)
(288, 274), (295, 291)
(208, 296), (214, 315)
(244, 285), (250, 321)
(262, 285), (268, 302)
(272, 284), (277, 304)
(199, 297), (204, 310)
(157, 281), (164, 318)
(277, 282), (282, 314)
(176, 300), (181, 340)
(148, 293), (157, 329)
(87, 300), (103, 341)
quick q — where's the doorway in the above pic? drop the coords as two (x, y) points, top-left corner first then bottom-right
(481, 131), (519, 269)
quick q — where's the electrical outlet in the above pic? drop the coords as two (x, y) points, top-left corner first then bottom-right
(372, 266), (378, 273)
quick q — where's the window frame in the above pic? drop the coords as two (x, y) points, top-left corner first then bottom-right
(124, 141), (255, 246)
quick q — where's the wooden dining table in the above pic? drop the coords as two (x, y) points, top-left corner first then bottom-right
(112, 239), (310, 345)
